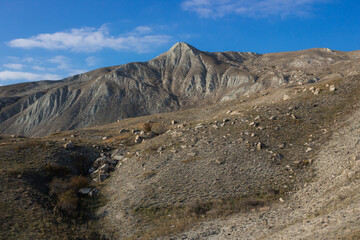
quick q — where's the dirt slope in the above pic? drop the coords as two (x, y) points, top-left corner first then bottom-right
(175, 102), (360, 240)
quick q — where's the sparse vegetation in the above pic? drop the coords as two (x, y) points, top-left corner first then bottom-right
(131, 194), (274, 239)
(2, 63), (360, 239)
(49, 175), (91, 216)
(182, 156), (200, 164)
(141, 170), (157, 180)
(143, 122), (153, 132)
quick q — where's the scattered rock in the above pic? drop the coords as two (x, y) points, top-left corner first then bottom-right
(230, 110), (241, 115)
(269, 116), (277, 120)
(291, 114), (298, 120)
(171, 120), (178, 125)
(188, 152), (197, 157)
(256, 142), (263, 150)
(102, 136), (108, 140)
(99, 164), (110, 173)
(283, 94), (290, 100)
(79, 188), (92, 195)
(99, 174), (110, 182)
(132, 129), (141, 134)
(306, 147), (312, 153)
(279, 198), (284, 203)
(146, 131), (156, 138)
(135, 135), (143, 144)
(195, 124), (205, 129)
(177, 124), (186, 129)
(64, 141), (74, 149)
(215, 159), (225, 165)
(88, 188), (99, 197)
(269, 153), (283, 162)
(249, 122), (258, 127)
(112, 154), (124, 161)
(119, 129), (130, 134)
(329, 85), (336, 92)
(223, 118), (230, 123)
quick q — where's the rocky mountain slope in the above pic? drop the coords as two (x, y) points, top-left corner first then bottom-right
(1, 45), (360, 240)
(1, 42), (359, 136)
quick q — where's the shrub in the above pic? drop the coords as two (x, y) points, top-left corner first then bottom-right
(49, 175), (90, 217)
(69, 176), (90, 191)
(58, 189), (79, 216)
(49, 178), (70, 196)
(184, 200), (210, 216)
(141, 170), (157, 179)
(143, 122), (153, 132)
(43, 163), (72, 177)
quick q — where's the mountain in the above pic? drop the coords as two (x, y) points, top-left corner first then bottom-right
(0, 42), (359, 136)
(1, 43), (360, 239)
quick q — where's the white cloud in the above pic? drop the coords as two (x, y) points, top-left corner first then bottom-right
(0, 71), (61, 81)
(182, 0), (326, 18)
(3, 63), (24, 70)
(86, 56), (97, 66)
(8, 25), (171, 53)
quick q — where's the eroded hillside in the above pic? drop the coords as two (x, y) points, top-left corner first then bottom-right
(1, 45), (360, 240)
(1, 43), (360, 136)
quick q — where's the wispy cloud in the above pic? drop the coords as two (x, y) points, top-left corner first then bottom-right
(86, 56), (97, 66)
(8, 25), (171, 53)
(182, 0), (327, 18)
(32, 65), (46, 71)
(3, 63), (24, 70)
(2, 55), (90, 83)
(0, 71), (61, 81)
(134, 26), (153, 34)
(48, 55), (70, 69)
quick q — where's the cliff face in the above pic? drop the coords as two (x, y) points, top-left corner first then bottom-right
(0, 42), (357, 136)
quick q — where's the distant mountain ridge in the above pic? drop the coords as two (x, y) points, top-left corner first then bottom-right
(0, 42), (358, 136)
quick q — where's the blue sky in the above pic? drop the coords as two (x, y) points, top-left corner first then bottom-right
(0, 0), (359, 86)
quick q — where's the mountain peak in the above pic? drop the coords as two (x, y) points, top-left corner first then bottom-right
(167, 42), (201, 55)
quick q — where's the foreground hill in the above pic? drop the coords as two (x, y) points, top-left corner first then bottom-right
(1, 43), (359, 136)
(1, 69), (360, 239)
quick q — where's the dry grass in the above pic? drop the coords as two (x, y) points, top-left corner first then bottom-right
(143, 122), (153, 132)
(49, 175), (91, 216)
(182, 156), (200, 164)
(141, 170), (157, 180)
(130, 195), (272, 240)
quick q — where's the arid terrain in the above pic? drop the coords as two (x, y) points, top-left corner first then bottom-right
(0, 43), (360, 239)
